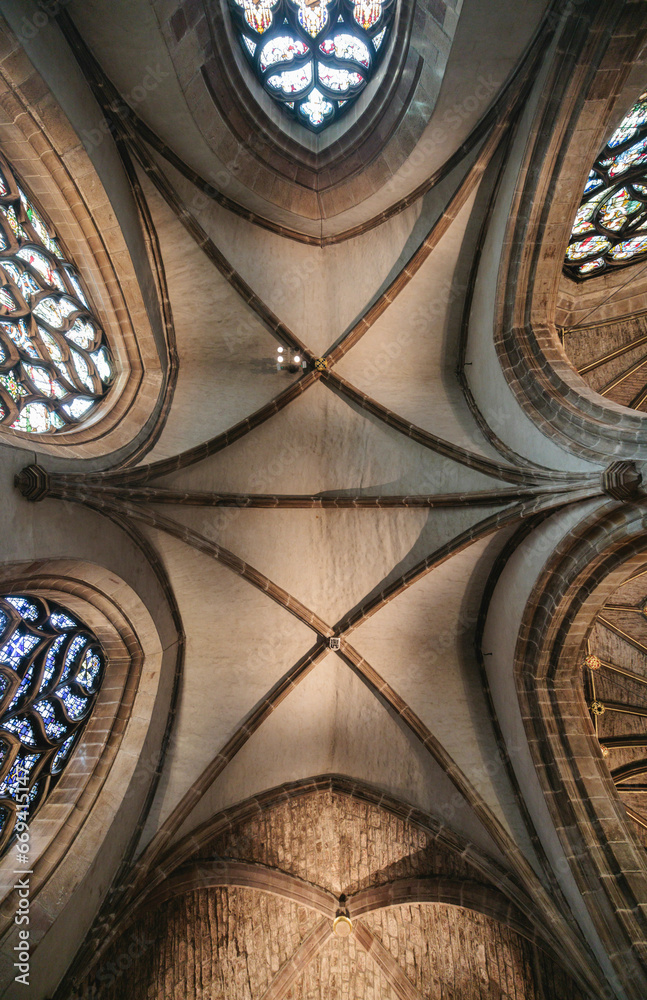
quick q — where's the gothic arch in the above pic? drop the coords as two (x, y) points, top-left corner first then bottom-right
(0, 559), (172, 992)
(509, 503), (647, 998)
(491, 1), (647, 461)
(0, 19), (168, 462)
(67, 777), (591, 1000)
(149, 0), (463, 224)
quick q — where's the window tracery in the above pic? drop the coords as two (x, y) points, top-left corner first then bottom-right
(0, 594), (105, 856)
(0, 154), (114, 433)
(564, 93), (647, 280)
(228, 0), (396, 131)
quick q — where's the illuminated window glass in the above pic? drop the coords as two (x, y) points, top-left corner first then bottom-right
(0, 153), (114, 432)
(229, 0), (396, 131)
(564, 93), (647, 280)
(0, 595), (105, 856)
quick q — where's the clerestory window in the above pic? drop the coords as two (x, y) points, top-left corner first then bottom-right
(564, 92), (647, 280)
(0, 153), (114, 433)
(0, 595), (105, 856)
(228, 0), (396, 131)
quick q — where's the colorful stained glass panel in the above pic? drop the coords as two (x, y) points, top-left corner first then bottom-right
(259, 36), (308, 72)
(565, 93), (647, 278)
(229, 0), (394, 131)
(0, 153), (114, 430)
(0, 595), (105, 853)
(317, 66), (363, 92)
(267, 64), (312, 95)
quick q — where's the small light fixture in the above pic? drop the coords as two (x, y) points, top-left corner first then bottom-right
(276, 345), (306, 372)
(333, 896), (352, 937)
(333, 914), (352, 937)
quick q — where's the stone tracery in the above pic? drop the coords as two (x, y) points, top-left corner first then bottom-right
(565, 92), (647, 280)
(0, 154), (114, 434)
(228, 0), (396, 129)
(1, 3), (647, 999)
(0, 594), (104, 856)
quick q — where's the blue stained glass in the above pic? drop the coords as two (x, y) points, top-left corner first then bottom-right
(229, 0), (394, 131)
(52, 735), (75, 772)
(7, 666), (33, 711)
(566, 92), (647, 278)
(1, 260), (20, 285)
(17, 271), (40, 301)
(39, 634), (65, 692)
(1, 716), (36, 746)
(57, 686), (89, 721)
(64, 635), (88, 672)
(1, 318), (39, 359)
(5, 597), (39, 621)
(0, 153), (114, 432)
(64, 270), (88, 307)
(0, 753), (40, 798)
(0, 594), (104, 853)
(0, 610), (6, 632)
(608, 99), (647, 147)
(0, 630), (39, 669)
(33, 700), (67, 740)
(609, 135), (647, 178)
(50, 612), (77, 630)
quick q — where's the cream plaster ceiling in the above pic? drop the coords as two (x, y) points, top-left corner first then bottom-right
(0, 2), (645, 999)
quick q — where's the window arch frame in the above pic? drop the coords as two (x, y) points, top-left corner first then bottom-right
(0, 19), (166, 462)
(0, 558), (174, 993)
(0, 592), (106, 857)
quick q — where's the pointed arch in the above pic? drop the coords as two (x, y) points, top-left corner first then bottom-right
(0, 16), (168, 461)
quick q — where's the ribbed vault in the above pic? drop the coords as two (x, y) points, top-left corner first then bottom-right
(70, 784), (588, 1000)
(0, 2), (646, 1000)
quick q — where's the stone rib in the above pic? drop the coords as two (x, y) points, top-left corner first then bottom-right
(353, 921), (424, 1000)
(323, 371), (588, 486)
(63, 484), (554, 508)
(142, 860), (337, 917)
(260, 919), (333, 1000)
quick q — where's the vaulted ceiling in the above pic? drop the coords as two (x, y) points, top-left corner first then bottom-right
(0, 2), (646, 999)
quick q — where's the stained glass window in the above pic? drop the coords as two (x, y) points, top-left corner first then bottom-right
(564, 93), (647, 279)
(0, 153), (114, 432)
(228, 0), (396, 131)
(0, 594), (105, 856)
